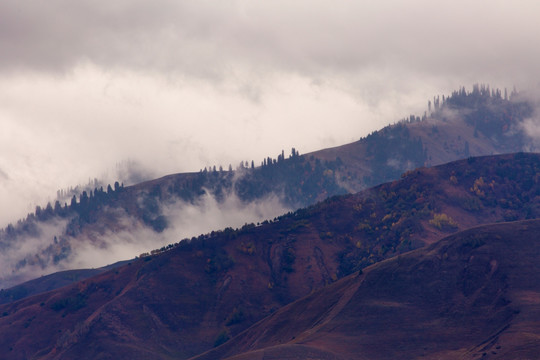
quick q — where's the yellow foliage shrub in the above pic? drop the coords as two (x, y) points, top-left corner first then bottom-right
(429, 213), (458, 231)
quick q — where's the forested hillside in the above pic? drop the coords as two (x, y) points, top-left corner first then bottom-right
(0, 86), (536, 288)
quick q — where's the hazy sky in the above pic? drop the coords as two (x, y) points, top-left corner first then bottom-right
(1, 0), (540, 227)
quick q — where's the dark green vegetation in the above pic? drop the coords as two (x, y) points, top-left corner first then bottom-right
(0, 153), (539, 359)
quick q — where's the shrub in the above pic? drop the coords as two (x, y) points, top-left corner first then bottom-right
(225, 307), (244, 325)
(213, 329), (230, 347)
(429, 213), (458, 231)
(50, 293), (87, 313)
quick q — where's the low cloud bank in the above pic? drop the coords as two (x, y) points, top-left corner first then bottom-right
(0, 218), (69, 288)
(0, 190), (288, 289)
(517, 88), (540, 151)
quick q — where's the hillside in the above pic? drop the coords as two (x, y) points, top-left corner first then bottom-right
(0, 260), (131, 305)
(312, 85), (532, 189)
(0, 86), (536, 288)
(0, 153), (538, 359)
(195, 219), (540, 360)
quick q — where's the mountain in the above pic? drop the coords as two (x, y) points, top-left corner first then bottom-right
(0, 86), (537, 289)
(0, 260), (131, 306)
(194, 219), (540, 360)
(312, 85), (533, 188)
(0, 153), (538, 359)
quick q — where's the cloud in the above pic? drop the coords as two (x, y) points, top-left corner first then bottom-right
(0, 218), (69, 288)
(164, 190), (288, 237)
(69, 191), (287, 269)
(521, 120), (540, 152)
(0, 190), (288, 288)
(518, 87), (540, 151)
(2, 1), (539, 86)
(0, 66), (377, 227)
(2, 0), (540, 229)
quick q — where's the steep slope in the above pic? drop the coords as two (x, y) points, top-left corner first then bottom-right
(195, 219), (540, 360)
(0, 153), (539, 359)
(4, 151), (540, 303)
(0, 86), (535, 288)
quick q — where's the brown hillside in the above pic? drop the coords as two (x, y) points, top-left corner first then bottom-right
(0, 153), (539, 359)
(194, 219), (540, 360)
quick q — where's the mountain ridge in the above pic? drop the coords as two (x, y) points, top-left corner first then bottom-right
(0, 152), (539, 359)
(1, 86), (536, 288)
(193, 219), (540, 360)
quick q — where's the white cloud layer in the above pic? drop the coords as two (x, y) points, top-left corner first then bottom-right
(0, 191), (287, 288)
(70, 191), (287, 270)
(1, 0), (540, 227)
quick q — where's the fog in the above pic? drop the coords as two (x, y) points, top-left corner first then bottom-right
(0, 190), (288, 289)
(0, 218), (69, 288)
(71, 191), (287, 270)
(2, 1), (540, 230)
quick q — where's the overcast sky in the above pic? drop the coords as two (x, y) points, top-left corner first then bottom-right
(1, 0), (540, 227)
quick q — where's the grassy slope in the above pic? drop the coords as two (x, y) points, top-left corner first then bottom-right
(0, 153), (538, 359)
(195, 219), (540, 360)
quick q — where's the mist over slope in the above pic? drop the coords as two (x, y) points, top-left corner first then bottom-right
(312, 85), (536, 189)
(3, 1), (540, 228)
(0, 187), (287, 289)
(0, 153), (539, 359)
(0, 86), (538, 288)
